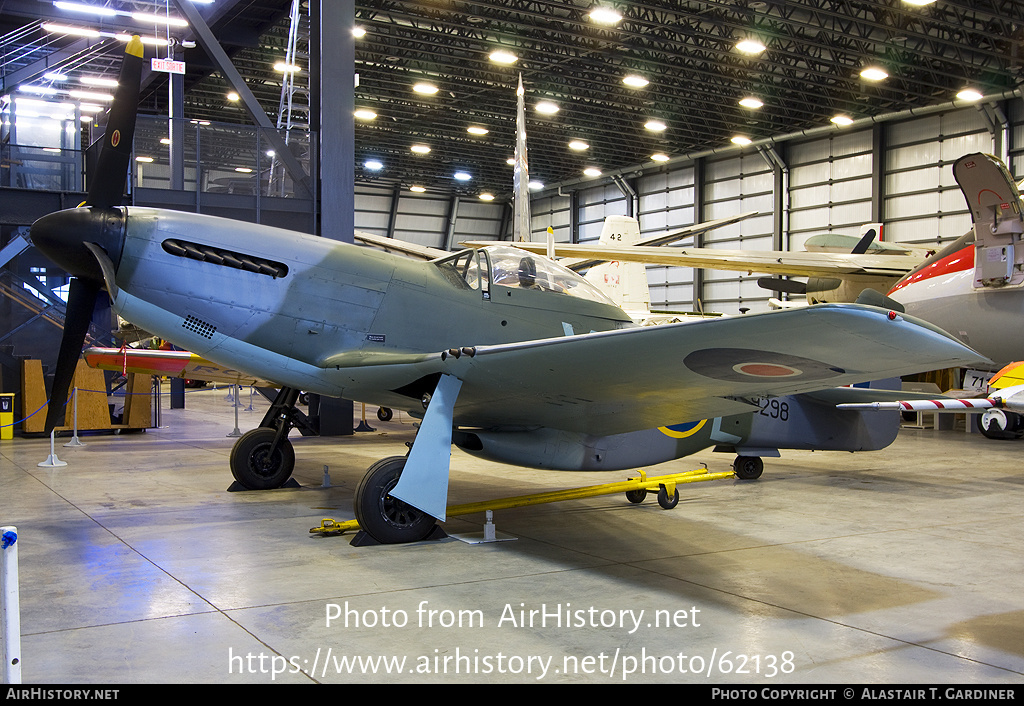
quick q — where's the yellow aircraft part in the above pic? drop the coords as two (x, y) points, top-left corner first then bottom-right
(310, 467), (736, 536)
(989, 361), (1024, 390)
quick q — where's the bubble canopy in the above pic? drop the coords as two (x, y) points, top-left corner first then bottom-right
(435, 245), (618, 308)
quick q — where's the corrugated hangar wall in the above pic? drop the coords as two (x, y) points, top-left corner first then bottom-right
(352, 99), (1023, 317)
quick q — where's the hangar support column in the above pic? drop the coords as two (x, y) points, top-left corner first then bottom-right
(309, 0), (355, 435)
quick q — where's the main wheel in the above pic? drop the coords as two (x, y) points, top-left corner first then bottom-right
(977, 409), (1024, 440)
(229, 427), (295, 489)
(733, 455), (764, 480)
(354, 456), (438, 544)
(376, 407), (394, 422)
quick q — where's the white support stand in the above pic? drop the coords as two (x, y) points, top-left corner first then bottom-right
(322, 465), (331, 488)
(1, 526), (22, 684)
(38, 430), (67, 468)
(451, 510), (517, 545)
(63, 387), (85, 448)
(227, 385), (243, 438)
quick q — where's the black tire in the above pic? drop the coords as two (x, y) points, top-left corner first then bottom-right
(657, 485), (679, 510)
(733, 455), (764, 480)
(376, 407), (394, 422)
(229, 427), (295, 489)
(977, 410), (1024, 440)
(625, 488), (647, 504)
(354, 456), (438, 544)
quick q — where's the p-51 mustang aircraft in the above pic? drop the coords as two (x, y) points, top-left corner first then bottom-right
(30, 39), (985, 544)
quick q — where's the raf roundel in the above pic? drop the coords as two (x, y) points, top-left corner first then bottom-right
(684, 348), (844, 383)
(732, 362), (802, 378)
(110, 129), (121, 148)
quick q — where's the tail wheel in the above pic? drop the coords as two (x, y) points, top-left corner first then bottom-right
(354, 456), (438, 544)
(733, 455), (764, 480)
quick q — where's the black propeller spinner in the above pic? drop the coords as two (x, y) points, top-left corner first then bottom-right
(31, 36), (143, 434)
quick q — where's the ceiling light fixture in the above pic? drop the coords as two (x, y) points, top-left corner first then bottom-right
(42, 23), (100, 37)
(588, 8), (622, 25)
(956, 88), (983, 102)
(364, 159), (383, 171)
(479, 193), (495, 201)
(53, 2), (115, 17)
(274, 62), (301, 73)
(568, 140), (589, 151)
(489, 49), (517, 64)
(859, 66), (888, 81)
(410, 144), (431, 154)
(583, 167), (602, 177)
(622, 75), (649, 88)
(830, 114), (854, 126)
(644, 119), (666, 132)
(731, 135), (752, 146)
(736, 39), (766, 55)
(739, 97), (763, 109)
(226, 91), (240, 102)
(354, 109), (377, 120)
(467, 126), (489, 135)
(114, 33), (167, 46)
(410, 185), (426, 193)
(131, 12), (187, 28)
(535, 101), (559, 115)
(68, 89), (113, 102)
(529, 181), (544, 190)
(413, 82), (438, 95)
(454, 171), (472, 181)
(651, 153), (669, 162)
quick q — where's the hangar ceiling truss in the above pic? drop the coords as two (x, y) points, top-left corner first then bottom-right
(0, 0), (1021, 198)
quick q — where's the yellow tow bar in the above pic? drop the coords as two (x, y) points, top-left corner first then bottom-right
(310, 466), (735, 537)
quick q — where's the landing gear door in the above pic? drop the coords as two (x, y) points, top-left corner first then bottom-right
(953, 153), (1024, 288)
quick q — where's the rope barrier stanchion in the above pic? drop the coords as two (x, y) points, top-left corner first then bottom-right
(227, 384), (243, 437)
(1, 526), (22, 684)
(38, 430), (67, 468)
(63, 387), (85, 448)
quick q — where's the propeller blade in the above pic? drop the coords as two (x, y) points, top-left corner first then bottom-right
(45, 278), (102, 434)
(85, 36), (144, 209)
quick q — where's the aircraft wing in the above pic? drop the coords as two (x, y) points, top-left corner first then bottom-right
(84, 347), (273, 386)
(478, 241), (921, 279)
(633, 211), (760, 247)
(339, 304), (986, 437)
(354, 231), (448, 260)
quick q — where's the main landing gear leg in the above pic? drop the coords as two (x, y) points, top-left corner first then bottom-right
(353, 374), (463, 545)
(228, 387), (300, 490)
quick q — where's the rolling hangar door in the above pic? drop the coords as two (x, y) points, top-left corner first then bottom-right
(882, 109), (994, 247)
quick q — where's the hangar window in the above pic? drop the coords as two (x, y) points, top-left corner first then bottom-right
(162, 239), (289, 279)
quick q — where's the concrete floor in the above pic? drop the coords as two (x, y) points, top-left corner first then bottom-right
(1, 384), (1022, 685)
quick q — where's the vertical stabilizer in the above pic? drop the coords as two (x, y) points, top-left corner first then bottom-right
(512, 75), (531, 241)
(585, 216), (654, 317)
